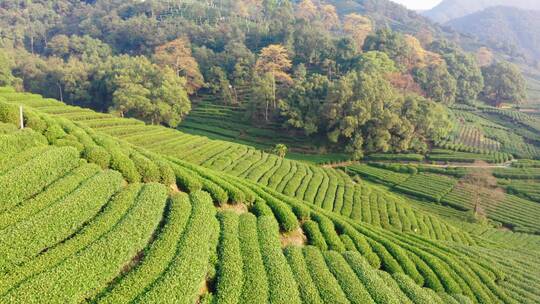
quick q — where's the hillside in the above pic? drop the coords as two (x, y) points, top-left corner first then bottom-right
(447, 6), (540, 62)
(423, 0), (540, 24)
(1, 87), (540, 302)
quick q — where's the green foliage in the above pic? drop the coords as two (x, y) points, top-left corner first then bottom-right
(257, 216), (301, 304)
(238, 213), (269, 304)
(83, 145), (111, 169)
(0, 146), (80, 214)
(284, 246), (323, 304)
(133, 191), (218, 303)
(0, 100), (19, 125)
(302, 220), (328, 250)
(414, 63), (457, 104)
(324, 251), (375, 304)
(215, 212), (244, 304)
(302, 246), (349, 303)
(481, 61), (527, 105)
(96, 191), (192, 303)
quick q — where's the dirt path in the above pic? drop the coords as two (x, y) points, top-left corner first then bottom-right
(320, 160), (516, 169)
(417, 160), (516, 169)
(321, 161), (359, 168)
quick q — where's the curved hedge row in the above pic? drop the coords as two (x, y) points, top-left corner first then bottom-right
(215, 212), (244, 304)
(96, 192), (192, 303)
(238, 213), (269, 304)
(2, 183), (167, 303)
(0, 146), (81, 213)
(0, 170), (123, 269)
(133, 191), (218, 304)
(284, 246), (323, 304)
(303, 246), (349, 304)
(257, 216), (301, 304)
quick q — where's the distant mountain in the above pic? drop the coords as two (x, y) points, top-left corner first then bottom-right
(447, 6), (540, 62)
(423, 0), (540, 24)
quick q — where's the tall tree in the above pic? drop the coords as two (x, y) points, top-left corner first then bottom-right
(481, 61), (527, 106)
(154, 37), (204, 95)
(255, 44), (292, 121)
(343, 14), (372, 52)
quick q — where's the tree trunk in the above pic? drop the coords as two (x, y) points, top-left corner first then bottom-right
(57, 82), (64, 103)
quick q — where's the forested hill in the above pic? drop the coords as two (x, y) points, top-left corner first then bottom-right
(0, 0), (528, 159)
(446, 6), (540, 63)
(422, 0), (540, 24)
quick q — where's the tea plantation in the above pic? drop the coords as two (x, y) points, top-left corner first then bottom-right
(0, 87), (539, 303)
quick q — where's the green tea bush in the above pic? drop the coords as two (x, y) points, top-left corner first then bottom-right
(302, 220), (328, 250)
(302, 246), (349, 304)
(215, 212), (243, 304)
(97, 192), (192, 303)
(0, 146), (80, 213)
(109, 150), (140, 183)
(0, 100), (19, 125)
(83, 145), (111, 169)
(324, 251), (375, 304)
(131, 152), (160, 183)
(2, 183), (166, 303)
(284, 246), (323, 304)
(257, 216), (301, 304)
(133, 191), (218, 303)
(238, 213), (269, 304)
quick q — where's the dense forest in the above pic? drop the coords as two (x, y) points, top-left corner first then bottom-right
(0, 0), (527, 158)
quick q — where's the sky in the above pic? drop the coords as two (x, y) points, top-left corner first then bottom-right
(390, 0), (443, 10)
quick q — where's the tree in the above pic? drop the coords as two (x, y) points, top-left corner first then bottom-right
(481, 61), (527, 106)
(272, 143), (288, 158)
(432, 42), (484, 103)
(154, 37), (204, 94)
(107, 56), (191, 127)
(475, 47), (494, 67)
(279, 73), (330, 135)
(0, 48), (20, 88)
(413, 63), (457, 104)
(320, 4), (340, 30)
(295, 0), (317, 22)
(343, 14), (372, 51)
(456, 162), (505, 223)
(363, 29), (414, 71)
(255, 44), (292, 121)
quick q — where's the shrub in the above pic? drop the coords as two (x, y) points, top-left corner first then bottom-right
(324, 250), (375, 304)
(83, 146), (111, 169)
(238, 214), (268, 304)
(109, 150), (140, 183)
(257, 216), (301, 304)
(215, 212), (243, 304)
(302, 220), (328, 250)
(131, 152), (160, 183)
(284, 246), (323, 304)
(302, 246), (349, 304)
(0, 101), (19, 126)
(96, 191), (192, 303)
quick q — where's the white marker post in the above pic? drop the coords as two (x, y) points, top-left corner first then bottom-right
(19, 105), (24, 129)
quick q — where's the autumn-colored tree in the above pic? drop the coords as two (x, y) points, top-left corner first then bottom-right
(235, 0), (263, 18)
(255, 44), (292, 121)
(404, 35), (443, 69)
(343, 14), (372, 51)
(320, 4), (340, 30)
(476, 47), (494, 67)
(295, 0), (317, 22)
(416, 28), (434, 47)
(154, 37), (204, 95)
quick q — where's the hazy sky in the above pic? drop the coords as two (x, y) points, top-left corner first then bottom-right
(391, 0), (443, 10)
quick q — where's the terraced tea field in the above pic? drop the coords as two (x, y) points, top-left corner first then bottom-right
(1, 87), (540, 303)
